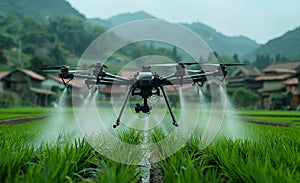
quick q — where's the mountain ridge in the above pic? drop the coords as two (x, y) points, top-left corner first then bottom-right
(87, 11), (260, 57)
(0, 0), (85, 20)
(244, 27), (300, 61)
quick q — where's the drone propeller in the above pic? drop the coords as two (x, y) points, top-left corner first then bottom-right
(186, 69), (204, 73)
(41, 65), (69, 70)
(150, 62), (202, 67)
(42, 69), (61, 73)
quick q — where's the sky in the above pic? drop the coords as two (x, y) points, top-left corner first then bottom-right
(66, 0), (300, 44)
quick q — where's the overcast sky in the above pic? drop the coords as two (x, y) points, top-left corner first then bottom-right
(66, 0), (300, 44)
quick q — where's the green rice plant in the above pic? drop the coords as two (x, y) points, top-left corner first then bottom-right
(115, 128), (142, 145)
(160, 145), (224, 183)
(93, 158), (141, 183)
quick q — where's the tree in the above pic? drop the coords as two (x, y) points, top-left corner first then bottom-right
(252, 54), (273, 70)
(49, 43), (67, 65)
(233, 54), (240, 63)
(29, 56), (48, 75)
(0, 34), (14, 49)
(0, 49), (8, 64)
(231, 87), (259, 109)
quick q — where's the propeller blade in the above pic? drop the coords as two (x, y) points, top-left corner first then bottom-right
(42, 69), (61, 73)
(41, 66), (62, 70)
(41, 65), (69, 70)
(150, 63), (178, 67)
(150, 62), (200, 67)
(69, 70), (90, 73)
(222, 63), (248, 66)
(186, 69), (203, 73)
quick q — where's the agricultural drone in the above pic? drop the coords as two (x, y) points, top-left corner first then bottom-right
(42, 62), (245, 128)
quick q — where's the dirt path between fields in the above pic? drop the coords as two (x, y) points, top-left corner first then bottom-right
(0, 116), (49, 125)
(243, 119), (292, 127)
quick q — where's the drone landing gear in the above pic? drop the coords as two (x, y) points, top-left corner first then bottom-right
(160, 86), (179, 127)
(113, 86), (132, 128)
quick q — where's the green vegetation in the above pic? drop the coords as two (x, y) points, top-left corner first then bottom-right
(0, 116), (141, 182)
(227, 87), (260, 109)
(238, 110), (300, 125)
(0, 0), (84, 21)
(0, 14), (106, 71)
(156, 123), (300, 182)
(246, 27), (300, 61)
(0, 108), (299, 182)
(0, 107), (51, 120)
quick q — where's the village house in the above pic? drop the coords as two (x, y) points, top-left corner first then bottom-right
(0, 68), (55, 106)
(227, 67), (262, 91)
(255, 61), (300, 109)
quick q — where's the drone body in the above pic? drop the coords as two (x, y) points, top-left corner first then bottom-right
(42, 62), (245, 128)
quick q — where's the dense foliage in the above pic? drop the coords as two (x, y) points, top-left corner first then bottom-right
(227, 87), (260, 109)
(246, 27), (300, 61)
(0, 13), (106, 69)
(0, 108), (299, 182)
(0, 0), (84, 20)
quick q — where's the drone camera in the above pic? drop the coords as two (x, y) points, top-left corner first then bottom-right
(135, 103), (151, 113)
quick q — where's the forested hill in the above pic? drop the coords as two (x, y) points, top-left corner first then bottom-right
(244, 27), (300, 61)
(0, 0), (84, 20)
(182, 22), (259, 56)
(88, 11), (260, 57)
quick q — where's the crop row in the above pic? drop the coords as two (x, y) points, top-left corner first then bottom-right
(0, 108), (299, 182)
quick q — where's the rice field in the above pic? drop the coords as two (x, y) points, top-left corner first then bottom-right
(0, 107), (299, 182)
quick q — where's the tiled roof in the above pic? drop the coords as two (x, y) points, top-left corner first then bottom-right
(0, 71), (10, 80)
(263, 61), (300, 73)
(230, 67), (261, 78)
(267, 68), (296, 74)
(242, 67), (262, 76)
(255, 74), (292, 81)
(284, 78), (298, 85)
(18, 68), (45, 80)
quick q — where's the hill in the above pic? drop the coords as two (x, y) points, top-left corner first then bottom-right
(88, 11), (259, 57)
(0, 0), (84, 20)
(244, 27), (300, 61)
(87, 11), (156, 28)
(181, 22), (259, 56)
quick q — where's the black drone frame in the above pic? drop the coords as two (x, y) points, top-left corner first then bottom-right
(43, 62), (245, 128)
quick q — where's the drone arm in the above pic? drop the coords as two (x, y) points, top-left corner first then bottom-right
(164, 70), (218, 86)
(104, 72), (131, 82)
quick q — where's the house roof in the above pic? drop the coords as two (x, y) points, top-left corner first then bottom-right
(0, 71), (10, 80)
(263, 61), (300, 73)
(17, 68), (45, 81)
(284, 78), (298, 85)
(230, 67), (261, 78)
(255, 74), (292, 81)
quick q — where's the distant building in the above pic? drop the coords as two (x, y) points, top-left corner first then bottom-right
(0, 71), (10, 92)
(255, 61), (300, 109)
(1, 68), (55, 106)
(227, 67), (262, 91)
